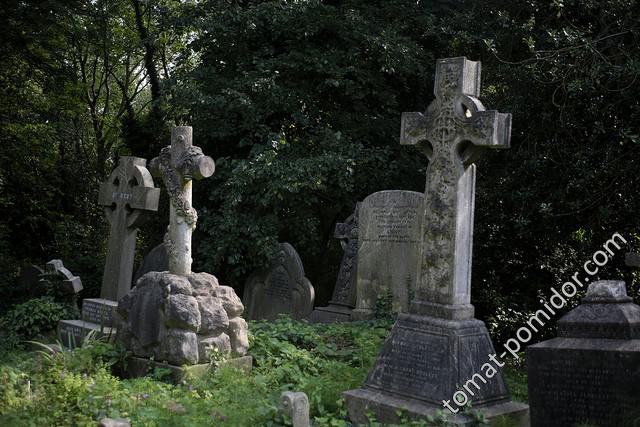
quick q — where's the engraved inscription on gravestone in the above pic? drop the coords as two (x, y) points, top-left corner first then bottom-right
(354, 191), (423, 318)
(367, 327), (448, 399)
(265, 268), (293, 300)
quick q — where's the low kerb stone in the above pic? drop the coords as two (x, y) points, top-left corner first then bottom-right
(125, 355), (253, 383)
(57, 319), (116, 348)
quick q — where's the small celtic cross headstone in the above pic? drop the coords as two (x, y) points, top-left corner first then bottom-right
(329, 203), (360, 306)
(150, 126), (215, 276)
(98, 157), (160, 300)
(400, 57), (511, 319)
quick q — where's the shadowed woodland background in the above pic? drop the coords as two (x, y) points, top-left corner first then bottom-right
(1, 0), (638, 344)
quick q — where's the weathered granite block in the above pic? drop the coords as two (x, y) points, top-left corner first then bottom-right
(125, 355), (253, 383)
(343, 313), (527, 425)
(117, 271), (248, 366)
(527, 280), (640, 427)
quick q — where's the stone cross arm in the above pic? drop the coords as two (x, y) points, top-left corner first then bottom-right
(400, 57), (511, 163)
(147, 126), (215, 276)
(98, 158), (160, 228)
(148, 128), (215, 182)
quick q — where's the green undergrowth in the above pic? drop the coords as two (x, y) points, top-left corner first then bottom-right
(0, 317), (528, 426)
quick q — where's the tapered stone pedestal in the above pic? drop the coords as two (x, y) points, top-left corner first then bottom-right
(344, 313), (529, 426)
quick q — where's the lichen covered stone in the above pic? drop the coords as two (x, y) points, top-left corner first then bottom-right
(117, 271), (249, 365)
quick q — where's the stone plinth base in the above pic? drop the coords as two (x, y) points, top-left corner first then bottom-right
(58, 298), (119, 348)
(125, 355), (253, 383)
(344, 313), (528, 425)
(308, 303), (353, 323)
(344, 388), (529, 426)
(349, 308), (375, 321)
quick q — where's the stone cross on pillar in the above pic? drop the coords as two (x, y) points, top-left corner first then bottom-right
(400, 57), (511, 320)
(98, 157), (160, 301)
(150, 126), (215, 276)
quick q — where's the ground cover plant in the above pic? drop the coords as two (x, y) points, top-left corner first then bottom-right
(0, 316), (527, 426)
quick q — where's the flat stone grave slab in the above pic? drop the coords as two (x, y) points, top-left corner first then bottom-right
(57, 319), (116, 348)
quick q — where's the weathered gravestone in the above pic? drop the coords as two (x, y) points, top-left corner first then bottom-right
(243, 243), (315, 321)
(308, 204), (359, 323)
(99, 157), (162, 300)
(527, 280), (640, 427)
(280, 391), (311, 427)
(344, 57), (528, 425)
(117, 127), (251, 380)
(133, 242), (169, 284)
(57, 157), (160, 347)
(352, 191), (424, 319)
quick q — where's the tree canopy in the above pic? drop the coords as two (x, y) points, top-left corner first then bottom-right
(1, 0), (638, 340)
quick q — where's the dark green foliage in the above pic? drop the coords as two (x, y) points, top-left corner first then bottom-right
(174, 0), (437, 286)
(0, 297), (75, 342)
(1, 0), (639, 346)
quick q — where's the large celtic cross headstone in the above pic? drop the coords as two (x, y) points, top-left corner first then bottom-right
(98, 157), (160, 301)
(344, 58), (527, 424)
(400, 57), (511, 319)
(150, 126), (215, 276)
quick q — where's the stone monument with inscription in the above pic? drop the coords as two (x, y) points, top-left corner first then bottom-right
(58, 157), (160, 347)
(352, 191), (423, 319)
(116, 127), (251, 380)
(528, 280), (640, 427)
(308, 204), (359, 323)
(344, 57), (528, 425)
(625, 252), (640, 267)
(243, 242), (315, 321)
